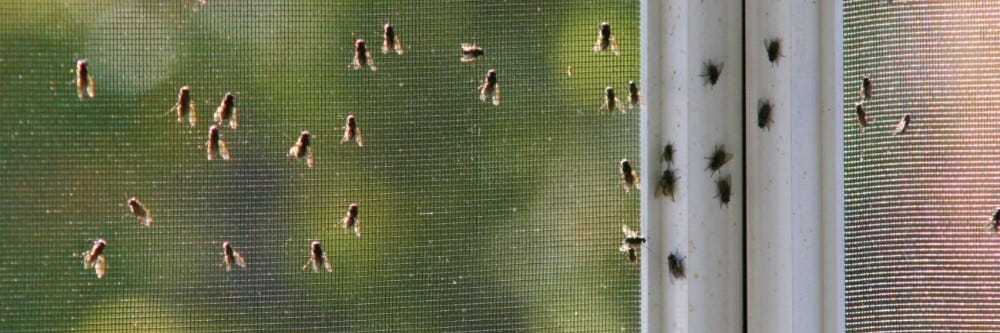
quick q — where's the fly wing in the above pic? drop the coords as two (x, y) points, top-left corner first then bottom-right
(479, 82), (489, 102)
(218, 140), (231, 161)
(608, 35), (620, 56)
(366, 51), (377, 71)
(288, 144), (301, 158)
(321, 252), (333, 272)
(355, 128), (363, 147)
(228, 107), (238, 129)
(213, 106), (223, 124)
(188, 103), (197, 127)
(224, 255), (233, 272)
(621, 224), (637, 238)
(393, 36), (404, 55)
(233, 250), (247, 268)
(94, 254), (106, 278)
(85, 75), (96, 98)
(592, 32), (605, 52)
(350, 54), (362, 70)
(491, 84), (500, 106)
(353, 218), (361, 237)
(303, 257), (317, 272)
(206, 140), (214, 160)
(143, 212), (153, 227)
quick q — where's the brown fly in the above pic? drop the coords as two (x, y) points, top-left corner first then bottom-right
(303, 241), (333, 273)
(663, 142), (675, 165)
(341, 114), (363, 146)
(382, 23), (404, 55)
(478, 69), (500, 106)
(592, 22), (620, 56)
(340, 203), (361, 237)
(460, 44), (485, 63)
(75, 59), (96, 99)
(206, 125), (231, 161)
(860, 76), (872, 99)
(350, 39), (377, 71)
(82, 238), (107, 279)
(287, 131), (314, 167)
(668, 250), (686, 279)
(213, 92), (238, 129)
(170, 86), (196, 127)
(765, 38), (782, 64)
(128, 197), (153, 227)
(855, 102), (868, 131)
(222, 241), (247, 272)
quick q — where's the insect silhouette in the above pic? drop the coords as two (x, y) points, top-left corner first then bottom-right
(170, 86), (196, 127)
(620, 224), (647, 263)
(758, 99), (773, 130)
(287, 131), (313, 168)
(854, 102), (868, 131)
(222, 241), (247, 272)
(988, 208), (1000, 233)
(668, 250), (686, 279)
(206, 125), (231, 161)
(74, 59), (95, 99)
(592, 22), (620, 56)
(663, 142), (675, 165)
(619, 158), (640, 192)
(658, 167), (679, 201)
(213, 92), (238, 129)
(82, 238), (107, 279)
(340, 203), (361, 237)
(460, 44), (485, 63)
(714, 174), (732, 207)
(350, 39), (377, 71)
(765, 38), (782, 64)
(860, 76), (872, 99)
(341, 114), (363, 146)
(478, 69), (500, 106)
(601, 86), (622, 113)
(382, 23), (403, 55)
(706, 144), (733, 175)
(128, 197), (153, 227)
(303, 241), (333, 273)
(701, 61), (723, 86)
(893, 114), (910, 135)
(627, 80), (641, 109)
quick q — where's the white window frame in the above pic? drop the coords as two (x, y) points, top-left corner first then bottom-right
(639, 1), (844, 332)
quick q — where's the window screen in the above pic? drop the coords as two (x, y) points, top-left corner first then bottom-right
(0, 1), (640, 331)
(844, 1), (1000, 331)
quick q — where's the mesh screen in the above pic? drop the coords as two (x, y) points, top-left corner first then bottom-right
(0, 1), (640, 331)
(844, 1), (1000, 331)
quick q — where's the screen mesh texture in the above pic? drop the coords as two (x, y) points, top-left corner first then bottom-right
(844, 1), (1000, 332)
(0, 1), (640, 331)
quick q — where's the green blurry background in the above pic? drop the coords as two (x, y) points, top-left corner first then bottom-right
(0, 0), (639, 331)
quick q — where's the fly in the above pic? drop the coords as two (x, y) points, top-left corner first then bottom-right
(128, 197), (153, 227)
(765, 38), (782, 64)
(658, 167), (679, 201)
(855, 102), (868, 131)
(170, 86), (196, 127)
(592, 22), (620, 56)
(303, 241), (333, 273)
(75, 59), (96, 99)
(860, 76), (872, 99)
(82, 238), (107, 279)
(668, 250), (686, 279)
(382, 23), (404, 55)
(706, 144), (733, 175)
(989, 208), (1000, 233)
(893, 114), (910, 135)
(206, 125), (231, 161)
(714, 174), (732, 207)
(619, 158), (640, 192)
(213, 92), (238, 129)
(340, 203), (361, 237)
(757, 99), (773, 130)
(663, 142), (675, 165)
(478, 69), (500, 106)
(619, 224), (646, 263)
(701, 61), (723, 86)
(460, 44), (485, 63)
(287, 131), (314, 167)
(350, 39), (377, 71)
(601, 86), (622, 113)
(341, 114), (363, 146)
(627, 80), (641, 109)
(222, 241), (247, 272)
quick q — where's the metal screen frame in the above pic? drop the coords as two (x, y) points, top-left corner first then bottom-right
(640, 1), (846, 332)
